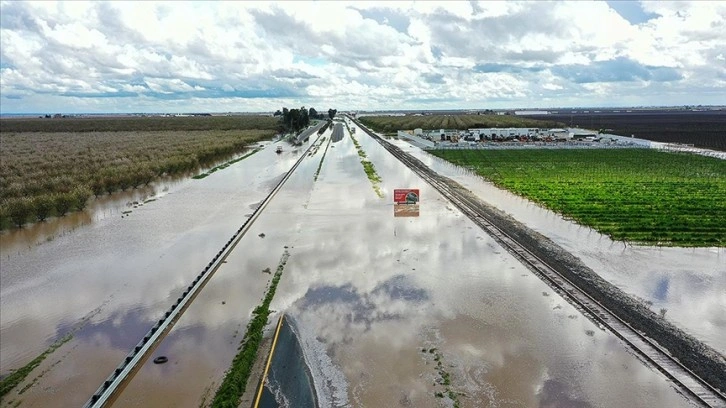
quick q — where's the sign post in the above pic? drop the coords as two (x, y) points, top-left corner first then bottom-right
(393, 189), (419, 217)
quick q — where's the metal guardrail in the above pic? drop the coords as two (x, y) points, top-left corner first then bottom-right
(84, 135), (322, 408)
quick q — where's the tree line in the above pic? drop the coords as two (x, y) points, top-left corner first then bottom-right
(273, 107), (336, 133)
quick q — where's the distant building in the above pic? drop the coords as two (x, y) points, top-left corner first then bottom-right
(548, 128), (571, 140)
(515, 110), (550, 115)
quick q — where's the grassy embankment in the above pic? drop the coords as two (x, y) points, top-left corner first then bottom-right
(429, 149), (726, 247)
(359, 114), (563, 134)
(210, 249), (289, 408)
(0, 116), (278, 229)
(314, 137), (332, 181)
(0, 334), (73, 399)
(349, 131), (384, 198)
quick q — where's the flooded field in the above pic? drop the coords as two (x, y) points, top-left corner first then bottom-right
(395, 141), (726, 355)
(0, 122), (709, 407)
(0, 140), (306, 406)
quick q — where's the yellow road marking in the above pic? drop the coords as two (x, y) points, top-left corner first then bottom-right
(253, 314), (285, 408)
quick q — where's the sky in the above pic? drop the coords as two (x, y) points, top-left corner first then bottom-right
(1, 1), (725, 114)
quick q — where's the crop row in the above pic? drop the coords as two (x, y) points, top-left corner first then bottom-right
(429, 148), (726, 247)
(0, 129), (275, 229)
(0, 115), (279, 133)
(359, 114), (563, 133)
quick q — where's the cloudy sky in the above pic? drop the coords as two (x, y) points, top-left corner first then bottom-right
(1, 1), (725, 113)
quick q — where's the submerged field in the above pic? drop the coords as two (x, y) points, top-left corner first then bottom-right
(0, 116), (277, 229)
(429, 148), (726, 247)
(359, 114), (563, 133)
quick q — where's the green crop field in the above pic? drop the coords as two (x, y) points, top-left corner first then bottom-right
(359, 114), (563, 133)
(429, 148), (726, 247)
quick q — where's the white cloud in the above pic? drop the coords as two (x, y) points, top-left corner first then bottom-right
(0, 0), (724, 113)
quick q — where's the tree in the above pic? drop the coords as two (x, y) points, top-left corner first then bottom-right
(277, 106), (315, 132)
(299, 106), (309, 129)
(34, 195), (55, 221)
(273, 109), (282, 116)
(289, 108), (299, 132)
(6, 197), (34, 227)
(328, 109), (337, 120)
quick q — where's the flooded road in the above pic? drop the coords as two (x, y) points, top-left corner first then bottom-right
(0, 140), (311, 406)
(0, 121), (706, 407)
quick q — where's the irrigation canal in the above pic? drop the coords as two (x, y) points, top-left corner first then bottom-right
(1, 119), (723, 407)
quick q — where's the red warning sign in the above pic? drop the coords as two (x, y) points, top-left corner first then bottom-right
(393, 189), (420, 204)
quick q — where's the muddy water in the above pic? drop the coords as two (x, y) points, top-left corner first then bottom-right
(0, 155), (243, 257)
(268, 125), (693, 407)
(0, 141), (311, 406)
(110, 130), (331, 408)
(386, 137), (726, 355)
(0, 123), (701, 407)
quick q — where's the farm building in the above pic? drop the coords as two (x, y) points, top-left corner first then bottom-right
(548, 128), (571, 140)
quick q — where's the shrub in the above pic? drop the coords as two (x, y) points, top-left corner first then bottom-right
(72, 186), (93, 210)
(34, 195), (55, 221)
(6, 197), (35, 227)
(54, 192), (76, 216)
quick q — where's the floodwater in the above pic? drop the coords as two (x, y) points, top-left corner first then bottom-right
(109, 130), (329, 408)
(269, 123), (695, 407)
(0, 122), (703, 407)
(392, 139), (726, 355)
(0, 140), (311, 406)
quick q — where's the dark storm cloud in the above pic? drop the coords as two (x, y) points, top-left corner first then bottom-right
(503, 49), (561, 63)
(270, 68), (319, 80)
(422, 73), (446, 84)
(552, 57), (682, 83)
(93, 2), (147, 46)
(0, 1), (43, 32)
(473, 63), (546, 74)
(60, 91), (140, 98)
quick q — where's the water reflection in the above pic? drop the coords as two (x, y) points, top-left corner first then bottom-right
(0, 172), (191, 255)
(0, 143), (309, 390)
(266, 128), (693, 407)
(385, 137), (726, 354)
(538, 380), (592, 408)
(108, 133), (331, 407)
(0, 128), (698, 408)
